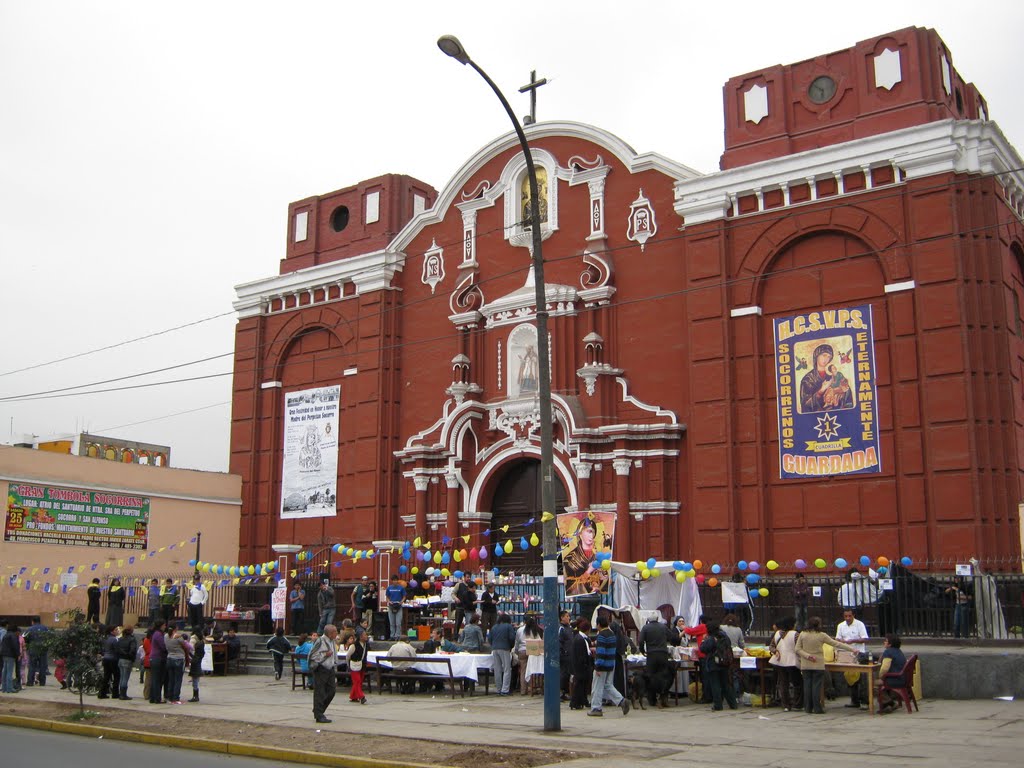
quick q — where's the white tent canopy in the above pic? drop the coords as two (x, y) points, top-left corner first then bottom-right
(608, 560), (703, 627)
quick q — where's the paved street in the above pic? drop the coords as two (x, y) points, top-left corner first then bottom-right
(0, 724), (289, 768)
(5, 673), (1024, 767)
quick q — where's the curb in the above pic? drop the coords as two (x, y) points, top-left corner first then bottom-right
(0, 714), (449, 768)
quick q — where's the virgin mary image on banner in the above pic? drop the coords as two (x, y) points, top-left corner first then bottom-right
(558, 510), (615, 597)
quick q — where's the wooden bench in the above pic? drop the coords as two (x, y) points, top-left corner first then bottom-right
(371, 655), (464, 699)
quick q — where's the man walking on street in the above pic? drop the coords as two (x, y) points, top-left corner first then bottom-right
(317, 581), (336, 635)
(588, 614), (630, 717)
(309, 624), (339, 723)
(187, 575), (208, 634)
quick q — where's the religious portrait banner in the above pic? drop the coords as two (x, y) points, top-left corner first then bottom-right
(773, 304), (881, 479)
(280, 385), (340, 519)
(5, 483), (150, 549)
(558, 510), (616, 598)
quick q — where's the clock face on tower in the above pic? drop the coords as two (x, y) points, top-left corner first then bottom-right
(808, 75), (837, 104)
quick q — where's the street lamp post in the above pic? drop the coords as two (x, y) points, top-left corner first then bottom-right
(438, 34), (560, 732)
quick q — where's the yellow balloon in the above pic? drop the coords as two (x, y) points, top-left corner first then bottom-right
(767, 560), (779, 571)
(692, 559), (703, 570)
(650, 568), (661, 578)
(504, 540), (513, 554)
(708, 577), (719, 588)
(453, 550), (462, 562)
(201, 563), (210, 573)
(641, 568), (651, 579)
(635, 561), (645, 571)
(529, 533), (540, 547)
(758, 587), (769, 597)
(675, 571), (685, 583)
(414, 537), (422, 548)
(433, 550), (442, 564)
(441, 568), (450, 577)
(601, 559), (612, 571)
(685, 569), (696, 578)
(411, 566), (419, 575)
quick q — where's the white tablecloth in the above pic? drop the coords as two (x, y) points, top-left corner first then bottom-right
(367, 651), (493, 682)
(525, 654), (544, 680)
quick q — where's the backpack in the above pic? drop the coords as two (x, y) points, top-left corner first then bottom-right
(713, 632), (734, 668)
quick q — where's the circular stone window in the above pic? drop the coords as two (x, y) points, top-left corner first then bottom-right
(330, 205), (350, 232)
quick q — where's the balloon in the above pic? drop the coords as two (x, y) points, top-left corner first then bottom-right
(433, 551), (442, 564)
(492, 567), (500, 576)
(650, 568), (661, 578)
(673, 561), (684, 571)
(794, 559), (806, 569)
(708, 577), (719, 588)
(748, 588), (760, 598)
(675, 572), (685, 583)
(681, 562), (691, 572)
(474, 577), (483, 586)
(453, 570), (463, 579)
(441, 569), (450, 578)
(413, 536), (422, 548)
(696, 574), (705, 584)
(601, 559), (612, 571)
(441, 551), (451, 564)
(746, 573), (760, 584)
(460, 549), (469, 561)
(877, 566), (888, 576)
(641, 569), (651, 579)
(411, 567), (419, 575)
(758, 587), (769, 597)
(479, 547), (488, 560)
(402, 549), (411, 561)
(635, 561), (646, 571)
(494, 544), (502, 558)
(877, 556), (890, 567)
(188, 559), (197, 567)
(737, 560), (748, 571)
(835, 558), (848, 569)
(520, 537), (529, 550)
(767, 560), (779, 571)
(504, 540), (513, 554)
(749, 561), (760, 572)
(859, 555), (871, 567)
(685, 569), (696, 578)
(814, 558), (827, 569)
(399, 565), (408, 574)
(427, 567), (437, 576)
(453, 550), (462, 563)
(693, 560), (703, 570)
(408, 580), (418, 589)
(646, 557), (657, 569)
(901, 556), (913, 566)
(530, 533), (540, 547)
(711, 564), (721, 574)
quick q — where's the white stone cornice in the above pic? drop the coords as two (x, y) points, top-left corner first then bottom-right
(233, 248), (406, 318)
(675, 119), (1024, 226)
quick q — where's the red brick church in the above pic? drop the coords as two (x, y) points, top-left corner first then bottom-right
(230, 27), (1024, 573)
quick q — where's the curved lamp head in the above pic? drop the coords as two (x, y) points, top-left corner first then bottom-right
(437, 35), (470, 65)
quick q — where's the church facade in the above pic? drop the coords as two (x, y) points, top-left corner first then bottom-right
(230, 27), (1024, 573)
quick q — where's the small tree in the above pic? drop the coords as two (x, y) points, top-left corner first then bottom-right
(42, 608), (102, 716)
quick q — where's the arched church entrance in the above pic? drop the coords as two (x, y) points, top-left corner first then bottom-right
(488, 459), (568, 574)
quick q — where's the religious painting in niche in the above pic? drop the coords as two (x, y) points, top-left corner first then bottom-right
(507, 323), (545, 398)
(558, 510), (615, 597)
(520, 167), (548, 227)
(773, 305), (880, 480)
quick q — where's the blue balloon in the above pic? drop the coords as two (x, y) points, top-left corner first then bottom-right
(711, 564), (721, 574)
(835, 558), (848, 569)
(520, 537), (529, 550)
(746, 573), (760, 584)
(494, 544), (503, 558)
(748, 588), (760, 598)
(398, 565), (408, 574)
(492, 567), (500, 575)
(673, 561), (684, 571)
(188, 559), (197, 567)
(441, 551), (451, 564)
(402, 549), (412, 560)
(646, 557), (657, 569)
(453, 570), (463, 579)
(877, 566), (888, 576)
(900, 556), (913, 567)
(681, 562), (691, 572)
(859, 555), (871, 567)
(737, 560), (748, 571)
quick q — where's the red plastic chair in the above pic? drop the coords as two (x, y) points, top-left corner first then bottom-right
(878, 654), (919, 713)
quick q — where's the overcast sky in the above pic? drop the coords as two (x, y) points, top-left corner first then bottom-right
(2, 1), (1022, 474)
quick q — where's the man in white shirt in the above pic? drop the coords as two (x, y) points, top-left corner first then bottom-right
(187, 575), (209, 634)
(835, 609), (869, 707)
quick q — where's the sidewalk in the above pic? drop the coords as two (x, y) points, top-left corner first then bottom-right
(7, 672), (1023, 768)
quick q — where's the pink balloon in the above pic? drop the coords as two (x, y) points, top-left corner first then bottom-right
(696, 574), (705, 584)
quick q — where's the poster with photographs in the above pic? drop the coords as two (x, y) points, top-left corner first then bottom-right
(558, 510), (615, 597)
(280, 385), (340, 519)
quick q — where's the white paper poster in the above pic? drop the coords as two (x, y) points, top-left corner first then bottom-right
(280, 385), (340, 519)
(721, 581), (749, 605)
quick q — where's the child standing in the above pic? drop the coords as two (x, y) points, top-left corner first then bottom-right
(345, 633), (366, 704)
